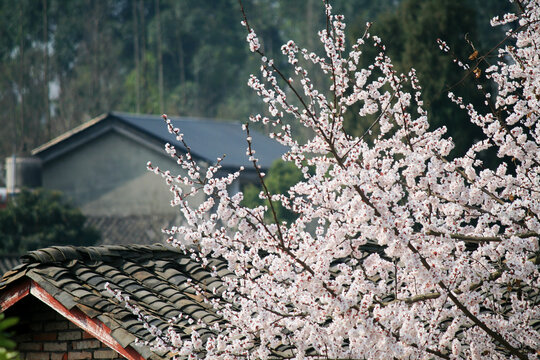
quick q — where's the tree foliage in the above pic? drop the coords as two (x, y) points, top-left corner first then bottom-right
(0, 189), (100, 255)
(0, 314), (18, 360)
(2, 0), (480, 165)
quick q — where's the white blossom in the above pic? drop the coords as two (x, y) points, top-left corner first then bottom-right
(116, 2), (540, 359)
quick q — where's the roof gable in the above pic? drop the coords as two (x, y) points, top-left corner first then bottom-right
(33, 112), (287, 169)
(0, 245), (230, 360)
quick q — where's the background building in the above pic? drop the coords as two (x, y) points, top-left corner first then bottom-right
(5, 112), (285, 246)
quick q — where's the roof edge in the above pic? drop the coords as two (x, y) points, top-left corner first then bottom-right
(110, 111), (242, 125)
(0, 278), (150, 360)
(31, 113), (110, 156)
(21, 244), (181, 265)
(28, 280), (148, 360)
(0, 279), (30, 312)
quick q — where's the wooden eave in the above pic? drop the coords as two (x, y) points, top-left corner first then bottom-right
(0, 279), (146, 360)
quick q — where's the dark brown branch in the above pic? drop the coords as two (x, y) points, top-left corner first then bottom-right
(405, 241), (528, 360)
(427, 230), (539, 243)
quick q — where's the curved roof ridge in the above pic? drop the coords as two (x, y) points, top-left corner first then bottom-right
(21, 244), (180, 265)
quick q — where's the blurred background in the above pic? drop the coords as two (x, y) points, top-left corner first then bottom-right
(0, 0), (516, 259)
(0, 0), (514, 163)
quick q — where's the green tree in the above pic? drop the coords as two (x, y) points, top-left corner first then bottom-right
(0, 314), (18, 360)
(348, 0), (501, 158)
(243, 159), (303, 224)
(0, 188), (100, 255)
(0, 0), (402, 164)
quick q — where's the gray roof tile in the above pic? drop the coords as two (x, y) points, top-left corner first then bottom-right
(0, 244), (230, 360)
(0, 256), (22, 277)
(111, 328), (136, 348)
(111, 112), (286, 169)
(55, 291), (79, 310)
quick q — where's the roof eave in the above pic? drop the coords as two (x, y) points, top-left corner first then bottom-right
(30, 113), (171, 165)
(0, 278), (153, 360)
(0, 278), (30, 312)
(31, 113), (110, 156)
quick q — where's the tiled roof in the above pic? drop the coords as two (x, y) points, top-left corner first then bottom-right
(86, 215), (179, 246)
(0, 244), (230, 360)
(32, 112), (287, 170)
(0, 255), (21, 277)
(111, 112), (287, 169)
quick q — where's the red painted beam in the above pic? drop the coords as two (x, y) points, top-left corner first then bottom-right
(28, 281), (147, 360)
(0, 279), (30, 312)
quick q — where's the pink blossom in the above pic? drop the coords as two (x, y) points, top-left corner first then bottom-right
(115, 1), (540, 359)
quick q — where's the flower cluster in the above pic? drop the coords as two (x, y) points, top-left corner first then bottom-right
(121, 1), (539, 359)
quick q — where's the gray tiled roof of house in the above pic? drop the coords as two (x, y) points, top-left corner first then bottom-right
(32, 112), (287, 170)
(0, 255), (21, 277)
(0, 244), (230, 359)
(111, 112), (287, 169)
(86, 214), (180, 246)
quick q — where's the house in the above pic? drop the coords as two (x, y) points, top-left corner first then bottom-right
(29, 112), (286, 245)
(32, 112), (286, 218)
(0, 244), (229, 360)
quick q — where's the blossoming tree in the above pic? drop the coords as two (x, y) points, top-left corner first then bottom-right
(142, 0), (539, 358)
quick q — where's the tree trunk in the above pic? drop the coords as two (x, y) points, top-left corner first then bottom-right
(18, 2), (25, 154)
(156, 0), (164, 114)
(306, 0), (314, 50)
(139, 0), (146, 111)
(132, 0), (141, 113)
(43, 0), (50, 140)
(178, 36), (185, 113)
(174, 4), (186, 114)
